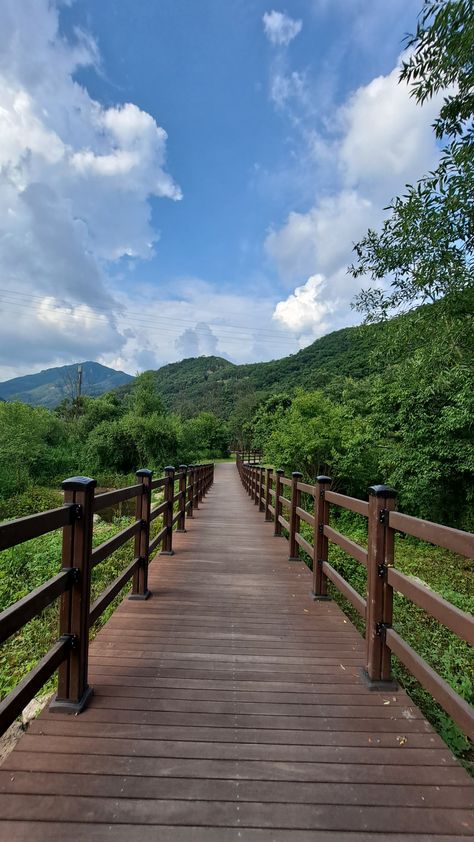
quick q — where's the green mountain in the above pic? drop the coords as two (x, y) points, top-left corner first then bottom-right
(0, 361), (134, 408)
(118, 322), (385, 418)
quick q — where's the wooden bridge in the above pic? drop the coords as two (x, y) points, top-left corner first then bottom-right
(0, 461), (473, 839)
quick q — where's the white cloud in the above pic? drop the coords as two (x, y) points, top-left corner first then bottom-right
(263, 11), (302, 46)
(270, 70), (308, 110)
(265, 191), (377, 280)
(0, 0), (180, 373)
(266, 54), (443, 340)
(0, 296), (123, 378)
(273, 274), (336, 345)
(175, 322), (220, 359)
(339, 62), (441, 198)
(101, 278), (298, 378)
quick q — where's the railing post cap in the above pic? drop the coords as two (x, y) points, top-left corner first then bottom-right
(368, 484), (397, 499)
(316, 475), (332, 484)
(292, 471), (303, 478)
(62, 476), (97, 491)
(276, 468), (285, 475)
(267, 467), (273, 472)
(136, 468), (153, 478)
(164, 465), (175, 473)
(179, 464), (188, 470)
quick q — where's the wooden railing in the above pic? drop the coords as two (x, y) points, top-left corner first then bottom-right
(0, 462), (214, 735)
(232, 449), (262, 464)
(236, 454), (474, 741)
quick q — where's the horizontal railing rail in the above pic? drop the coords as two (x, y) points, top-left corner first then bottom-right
(236, 455), (474, 741)
(0, 505), (77, 551)
(93, 483), (143, 513)
(0, 462), (214, 735)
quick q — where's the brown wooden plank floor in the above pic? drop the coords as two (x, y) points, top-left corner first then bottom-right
(1, 462), (473, 840)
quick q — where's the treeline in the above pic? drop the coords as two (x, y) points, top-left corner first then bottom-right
(0, 370), (229, 517)
(0, 290), (472, 530)
(237, 294), (474, 532)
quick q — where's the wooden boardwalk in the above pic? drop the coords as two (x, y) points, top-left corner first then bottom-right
(0, 462), (473, 840)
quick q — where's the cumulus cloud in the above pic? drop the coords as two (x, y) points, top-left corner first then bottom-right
(0, 297), (123, 375)
(266, 54), (443, 342)
(339, 63), (441, 198)
(265, 191), (376, 280)
(273, 274), (336, 345)
(0, 0), (180, 375)
(263, 11), (302, 46)
(174, 322), (220, 359)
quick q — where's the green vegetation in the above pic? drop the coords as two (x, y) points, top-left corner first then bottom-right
(116, 321), (385, 422)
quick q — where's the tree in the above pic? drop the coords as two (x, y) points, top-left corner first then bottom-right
(350, 0), (474, 320)
(0, 402), (72, 495)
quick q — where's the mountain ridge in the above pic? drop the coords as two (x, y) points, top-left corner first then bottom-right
(0, 361), (134, 408)
(116, 321), (385, 418)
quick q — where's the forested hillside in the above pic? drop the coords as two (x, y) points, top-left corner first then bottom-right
(0, 361), (133, 408)
(117, 319), (385, 418)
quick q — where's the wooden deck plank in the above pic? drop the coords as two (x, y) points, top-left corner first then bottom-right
(1, 462), (473, 839)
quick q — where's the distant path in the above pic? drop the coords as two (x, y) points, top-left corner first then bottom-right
(0, 462), (473, 839)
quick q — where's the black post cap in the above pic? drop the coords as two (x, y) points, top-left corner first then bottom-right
(164, 465), (175, 473)
(136, 468), (153, 478)
(316, 475), (332, 484)
(292, 471), (303, 478)
(368, 484), (397, 498)
(276, 468), (285, 475)
(62, 476), (97, 491)
(179, 464), (188, 470)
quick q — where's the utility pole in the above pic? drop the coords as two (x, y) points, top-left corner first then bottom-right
(75, 364), (83, 418)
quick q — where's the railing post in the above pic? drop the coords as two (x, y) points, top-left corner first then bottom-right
(160, 466), (175, 556)
(194, 465), (200, 510)
(51, 476), (96, 714)
(254, 465), (260, 505)
(265, 468), (273, 522)
(199, 465), (204, 502)
(289, 471), (303, 560)
(187, 465), (195, 518)
(130, 468), (152, 600)
(312, 475), (332, 600)
(259, 465), (265, 513)
(274, 469), (284, 536)
(365, 484), (397, 686)
(177, 465), (187, 532)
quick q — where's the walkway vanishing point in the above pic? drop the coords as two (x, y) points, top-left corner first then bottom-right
(1, 462), (473, 840)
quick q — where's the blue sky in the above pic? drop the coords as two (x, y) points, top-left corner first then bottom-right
(0, 0), (441, 378)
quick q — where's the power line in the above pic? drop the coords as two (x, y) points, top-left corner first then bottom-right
(0, 290), (298, 346)
(0, 295), (298, 348)
(0, 287), (297, 341)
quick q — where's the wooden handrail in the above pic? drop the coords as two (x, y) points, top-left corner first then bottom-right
(91, 519), (142, 568)
(0, 569), (73, 645)
(0, 505), (76, 551)
(93, 484), (143, 513)
(0, 461), (215, 735)
(389, 510), (474, 557)
(237, 459), (474, 739)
